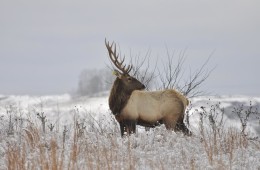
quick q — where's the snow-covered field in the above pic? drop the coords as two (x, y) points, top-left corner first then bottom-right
(0, 94), (259, 169)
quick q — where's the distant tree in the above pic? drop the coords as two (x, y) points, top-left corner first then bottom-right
(88, 75), (102, 94)
(77, 68), (114, 96)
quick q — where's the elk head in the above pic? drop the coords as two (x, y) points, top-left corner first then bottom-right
(105, 39), (145, 94)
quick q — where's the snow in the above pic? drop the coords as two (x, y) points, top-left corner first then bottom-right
(0, 94), (259, 169)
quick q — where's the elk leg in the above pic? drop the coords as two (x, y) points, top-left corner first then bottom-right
(164, 121), (176, 131)
(132, 121), (137, 134)
(175, 116), (191, 135)
(122, 120), (129, 136)
(119, 122), (126, 137)
(163, 115), (177, 131)
(124, 120), (136, 135)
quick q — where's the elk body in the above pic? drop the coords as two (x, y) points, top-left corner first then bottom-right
(106, 40), (190, 136)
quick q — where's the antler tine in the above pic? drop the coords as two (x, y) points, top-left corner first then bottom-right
(105, 39), (133, 74)
(119, 56), (125, 66)
(125, 65), (133, 74)
(105, 39), (119, 66)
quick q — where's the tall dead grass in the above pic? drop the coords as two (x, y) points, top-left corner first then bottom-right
(1, 101), (260, 169)
(196, 101), (259, 169)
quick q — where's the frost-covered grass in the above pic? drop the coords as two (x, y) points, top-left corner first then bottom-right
(0, 94), (259, 169)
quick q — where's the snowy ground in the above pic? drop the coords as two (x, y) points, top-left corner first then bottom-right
(0, 93), (259, 136)
(0, 93), (259, 169)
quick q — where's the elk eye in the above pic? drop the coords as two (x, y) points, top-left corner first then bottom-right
(127, 77), (132, 81)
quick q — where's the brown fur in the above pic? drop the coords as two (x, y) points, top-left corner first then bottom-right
(109, 78), (130, 115)
(109, 76), (145, 115)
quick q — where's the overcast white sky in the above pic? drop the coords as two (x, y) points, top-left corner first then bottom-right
(1, 0), (259, 96)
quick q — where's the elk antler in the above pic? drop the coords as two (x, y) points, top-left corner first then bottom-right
(105, 39), (133, 74)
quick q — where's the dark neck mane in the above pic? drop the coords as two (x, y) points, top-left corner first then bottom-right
(109, 78), (131, 115)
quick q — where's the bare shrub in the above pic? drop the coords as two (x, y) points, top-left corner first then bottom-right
(232, 101), (259, 137)
(157, 49), (214, 97)
(36, 112), (47, 134)
(196, 100), (259, 167)
(105, 41), (213, 98)
(197, 101), (225, 164)
(129, 50), (157, 89)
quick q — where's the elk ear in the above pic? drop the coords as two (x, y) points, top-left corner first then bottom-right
(112, 70), (123, 79)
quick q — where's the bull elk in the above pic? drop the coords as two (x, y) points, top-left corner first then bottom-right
(105, 39), (190, 136)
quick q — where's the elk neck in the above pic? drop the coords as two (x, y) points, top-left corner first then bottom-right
(109, 78), (134, 115)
